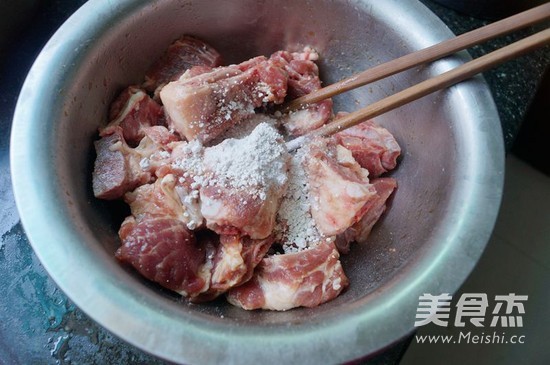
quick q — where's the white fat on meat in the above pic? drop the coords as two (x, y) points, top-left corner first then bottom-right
(93, 125), (177, 200)
(260, 247), (344, 310)
(303, 138), (377, 237)
(227, 241), (348, 311)
(124, 174), (204, 229)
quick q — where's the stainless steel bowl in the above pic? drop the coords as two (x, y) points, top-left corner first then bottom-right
(10, 0), (504, 363)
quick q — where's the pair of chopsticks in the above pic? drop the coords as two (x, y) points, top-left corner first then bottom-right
(285, 3), (550, 151)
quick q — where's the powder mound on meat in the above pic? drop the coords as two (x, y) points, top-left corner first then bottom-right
(92, 35), (402, 311)
(200, 122), (289, 239)
(202, 123), (288, 193)
(274, 149), (325, 253)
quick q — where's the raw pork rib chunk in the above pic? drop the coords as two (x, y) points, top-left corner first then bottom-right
(199, 123), (289, 239)
(351, 178), (397, 243)
(195, 234), (274, 301)
(271, 48), (333, 136)
(304, 138), (377, 236)
(334, 118), (401, 177)
(143, 35), (222, 95)
(124, 173), (203, 230)
(335, 177), (397, 253)
(92, 127), (151, 200)
(160, 56), (288, 143)
(227, 242), (348, 311)
(92, 125), (177, 200)
(101, 86), (165, 146)
(116, 218), (210, 297)
(93, 85), (177, 200)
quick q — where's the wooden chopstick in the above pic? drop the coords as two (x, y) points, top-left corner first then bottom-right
(285, 2), (550, 112)
(286, 27), (550, 151)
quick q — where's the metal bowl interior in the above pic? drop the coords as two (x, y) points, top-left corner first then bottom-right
(10, 0), (504, 363)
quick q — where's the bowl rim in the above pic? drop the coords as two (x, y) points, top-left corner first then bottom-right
(10, 0), (504, 363)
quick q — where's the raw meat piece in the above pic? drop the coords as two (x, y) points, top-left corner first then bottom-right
(182, 65), (216, 79)
(195, 234), (274, 301)
(116, 218), (210, 297)
(334, 118), (401, 177)
(227, 242), (348, 311)
(143, 35), (222, 95)
(271, 48), (333, 136)
(350, 177), (397, 243)
(281, 103), (333, 137)
(270, 48), (320, 99)
(335, 178), (397, 253)
(92, 127), (152, 200)
(199, 123), (289, 239)
(142, 125), (181, 146)
(124, 175), (183, 220)
(124, 174), (203, 230)
(93, 125), (177, 200)
(101, 86), (165, 146)
(200, 185), (281, 238)
(304, 138), (376, 236)
(156, 139), (204, 183)
(154, 139), (208, 230)
(160, 56), (288, 143)
(133, 126), (180, 178)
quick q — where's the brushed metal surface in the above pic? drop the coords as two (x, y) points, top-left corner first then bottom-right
(11, 0), (504, 363)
